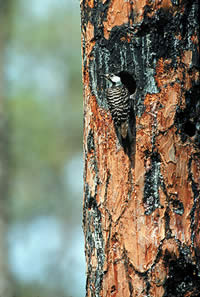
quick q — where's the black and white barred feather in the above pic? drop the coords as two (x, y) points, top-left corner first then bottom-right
(106, 85), (130, 139)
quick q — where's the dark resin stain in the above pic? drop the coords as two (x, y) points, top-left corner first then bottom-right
(163, 249), (200, 297)
(143, 151), (161, 215)
(83, 183), (105, 296)
(175, 85), (200, 148)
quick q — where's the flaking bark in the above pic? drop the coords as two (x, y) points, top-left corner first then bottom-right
(81, 1), (200, 296)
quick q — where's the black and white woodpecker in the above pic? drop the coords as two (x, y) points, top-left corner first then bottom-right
(103, 73), (136, 159)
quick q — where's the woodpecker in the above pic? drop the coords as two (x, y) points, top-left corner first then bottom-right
(103, 73), (136, 161)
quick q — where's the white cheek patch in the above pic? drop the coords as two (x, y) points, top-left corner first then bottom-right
(112, 76), (121, 83)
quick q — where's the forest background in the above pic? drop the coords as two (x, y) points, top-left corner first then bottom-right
(1, 0), (85, 296)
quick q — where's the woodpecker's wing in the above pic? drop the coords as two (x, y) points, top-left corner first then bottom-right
(106, 85), (130, 126)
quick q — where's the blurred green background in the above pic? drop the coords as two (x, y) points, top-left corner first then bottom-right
(1, 0), (85, 296)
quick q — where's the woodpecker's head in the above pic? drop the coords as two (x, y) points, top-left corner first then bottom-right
(103, 73), (122, 86)
(102, 71), (137, 94)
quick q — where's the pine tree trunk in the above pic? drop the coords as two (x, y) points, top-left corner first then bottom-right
(81, 1), (200, 296)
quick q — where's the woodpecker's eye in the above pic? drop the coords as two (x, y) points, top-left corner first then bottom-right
(117, 71), (136, 94)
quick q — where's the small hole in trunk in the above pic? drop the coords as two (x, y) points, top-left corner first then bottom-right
(117, 71), (137, 94)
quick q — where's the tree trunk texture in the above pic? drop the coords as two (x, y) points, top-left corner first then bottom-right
(0, 2), (13, 297)
(81, 1), (199, 296)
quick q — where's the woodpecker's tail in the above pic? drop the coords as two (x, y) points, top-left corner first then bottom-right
(115, 111), (136, 168)
(122, 124), (136, 168)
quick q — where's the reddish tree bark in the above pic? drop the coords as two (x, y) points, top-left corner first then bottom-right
(81, 0), (200, 296)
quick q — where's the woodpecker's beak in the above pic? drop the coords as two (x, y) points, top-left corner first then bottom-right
(101, 74), (110, 81)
